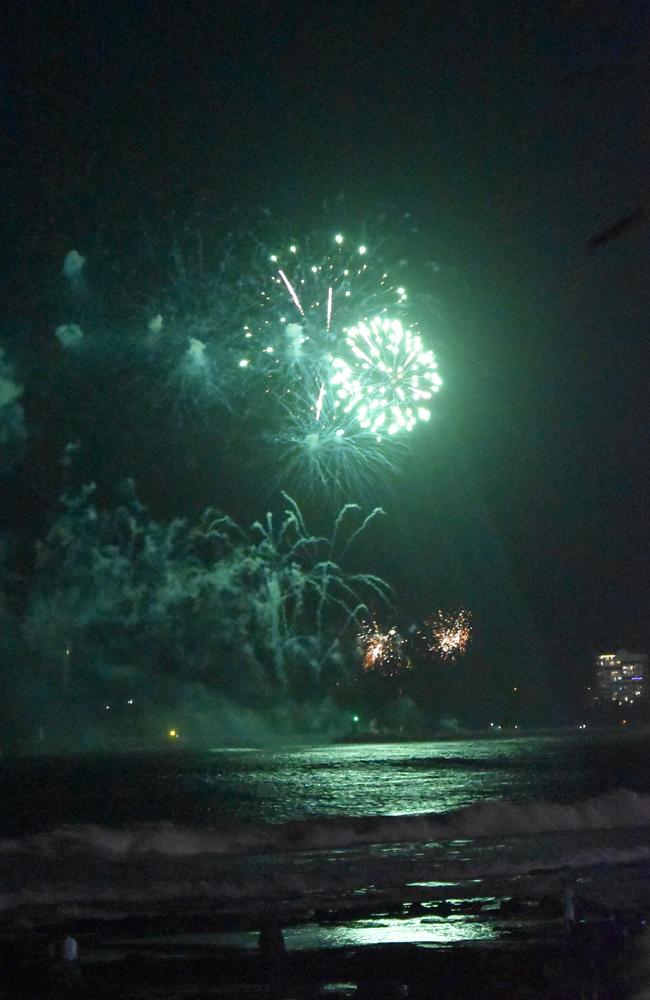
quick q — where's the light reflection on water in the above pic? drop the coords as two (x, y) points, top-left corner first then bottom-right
(102, 917), (501, 957)
(5, 735), (649, 833)
(259, 741), (525, 821)
(4, 735), (650, 937)
(282, 917), (500, 949)
(405, 881), (460, 889)
(192, 739), (567, 825)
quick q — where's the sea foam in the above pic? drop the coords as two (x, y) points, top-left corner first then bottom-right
(1, 788), (649, 858)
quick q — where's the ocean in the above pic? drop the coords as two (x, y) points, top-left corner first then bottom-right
(2, 733), (650, 954)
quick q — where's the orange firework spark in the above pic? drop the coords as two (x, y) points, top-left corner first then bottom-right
(422, 609), (472, 661)
(358, 619), (410, 676)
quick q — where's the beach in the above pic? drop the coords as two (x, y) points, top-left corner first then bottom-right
(2, 901), (646, 998)
(2, 737), (650, 998)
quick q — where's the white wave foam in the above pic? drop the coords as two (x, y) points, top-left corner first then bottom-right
(3, 788), (650, 859)
(441, 788), (650, 839)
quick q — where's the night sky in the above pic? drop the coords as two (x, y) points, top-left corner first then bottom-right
(2, 0), (650, 734)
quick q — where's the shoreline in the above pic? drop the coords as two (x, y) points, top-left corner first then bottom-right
(4, 724), (650, 759)
(1, 895), (645, 999)
(2, 926), (640, 999)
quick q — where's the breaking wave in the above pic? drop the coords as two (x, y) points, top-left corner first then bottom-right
(2, 788), (650, 858)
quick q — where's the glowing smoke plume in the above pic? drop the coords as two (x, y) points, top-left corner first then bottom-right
(25, 484), (391, 721)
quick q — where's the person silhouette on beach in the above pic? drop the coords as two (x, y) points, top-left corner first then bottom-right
(258, 913), (287, 994)
(562, 885), (576, 935)
(62, 933), (81, 987)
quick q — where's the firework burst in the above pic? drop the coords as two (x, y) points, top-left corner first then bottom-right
(421, 609), (472, 661)
(358, 618), (410, 676)
(237, 233), (411, 379)
(232, 227), (444, 493)
(331, 316), (442, 436)
(273, 378), (405, 495)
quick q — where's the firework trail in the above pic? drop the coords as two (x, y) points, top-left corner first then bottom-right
(236, 233), (413, 381)
(273, 377), (405, 495)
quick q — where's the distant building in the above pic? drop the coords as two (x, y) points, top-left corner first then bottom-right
(595, 649), (647, 706)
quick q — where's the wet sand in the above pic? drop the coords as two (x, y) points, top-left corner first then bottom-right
(0, 936), (636, 999)
(0, 895), (644, 1000)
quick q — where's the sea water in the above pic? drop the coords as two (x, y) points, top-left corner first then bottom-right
(1, 734), (650, 950)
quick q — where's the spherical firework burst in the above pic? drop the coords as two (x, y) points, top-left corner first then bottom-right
(331, 316), (442, 436)
(358, 618), (410, 676)
(421, 609), (472, 661)
(234, 226), (444, 493)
